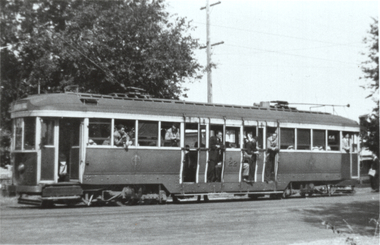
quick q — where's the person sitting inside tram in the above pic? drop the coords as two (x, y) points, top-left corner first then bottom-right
(264, 132), (278, 183)
(88, 139), (97, 145)
(165, 124), (180, 146)
(243, 133), (259, 182)
(114, 124), (132, 147)
(208, 130), (224, 182)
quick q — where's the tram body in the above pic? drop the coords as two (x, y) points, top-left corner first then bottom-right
(10, 92), (360, 205)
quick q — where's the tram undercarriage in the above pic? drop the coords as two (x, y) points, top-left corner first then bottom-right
(17, 179), (356, 208)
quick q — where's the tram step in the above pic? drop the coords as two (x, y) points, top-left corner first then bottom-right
(18, 197), (42, 205)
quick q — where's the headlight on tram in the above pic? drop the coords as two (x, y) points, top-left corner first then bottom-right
(17, 163), (25, 174)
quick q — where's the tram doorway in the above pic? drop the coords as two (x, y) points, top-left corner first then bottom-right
(183, 123), (206, 183)
(58, 118), (81, 182)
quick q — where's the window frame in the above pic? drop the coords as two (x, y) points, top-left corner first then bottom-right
(279, 127), (295, 150)
(12, 117), (37, 152)
(296, 128), (311, 151)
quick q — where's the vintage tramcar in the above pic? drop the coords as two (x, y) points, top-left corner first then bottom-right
(10, 91), (360, 206)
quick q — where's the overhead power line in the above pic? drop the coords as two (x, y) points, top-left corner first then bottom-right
(194, 21), (362, 48)
(221, 43), (358, 65)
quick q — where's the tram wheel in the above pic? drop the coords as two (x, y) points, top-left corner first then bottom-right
(40, 200), (54, 209)
(248, 194), (260, 200)
(282, 187), (291, 199)
(327, 185), (336, 196)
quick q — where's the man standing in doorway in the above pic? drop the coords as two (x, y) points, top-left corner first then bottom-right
(265, 132), (278, 183)
(208, 130), (224, 182)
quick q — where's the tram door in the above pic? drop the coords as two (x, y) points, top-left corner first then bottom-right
(223, 125), (241, 182)
(183, 122), (206, 183)
(40, 118), (57, 182)
(58, 118), (82, 182)
(254, 125), (266, 183)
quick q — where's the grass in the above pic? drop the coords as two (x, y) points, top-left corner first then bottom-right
(0, 195), (18, 208)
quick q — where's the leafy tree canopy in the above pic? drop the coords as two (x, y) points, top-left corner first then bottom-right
(1, 0), (202, 130)
(360, 18), (379, 156)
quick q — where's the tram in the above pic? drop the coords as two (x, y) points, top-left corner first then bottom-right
(10, 90), (360, 206)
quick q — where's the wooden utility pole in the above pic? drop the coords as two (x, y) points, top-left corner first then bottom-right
(201, 1), (223, 103)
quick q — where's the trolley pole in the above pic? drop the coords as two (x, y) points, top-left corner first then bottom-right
(200, 1), (222, 104)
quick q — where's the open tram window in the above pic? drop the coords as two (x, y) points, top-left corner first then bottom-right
(280, 128), (294, 150)
(244, 126), (257, 148)
(114, 119), (135, 147)
(41, 119), (55, 146)
(138, 121), (158, 146)
(342, 131), (358, 153)
(297, 129), (311, 150)
(88, 119), (111, 145)
(162, 122), (181, 147)
(312, 130), (326, 150)
(225, 127), (240, 148)
(327, 130), (340, 151)
(184, 123), (197, 148)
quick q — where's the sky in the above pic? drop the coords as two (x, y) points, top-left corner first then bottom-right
(166, 0), (379, 122)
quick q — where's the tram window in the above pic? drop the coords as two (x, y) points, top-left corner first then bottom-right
(138, 121), (158, 146)
(24, 117), (36, 150)
(88, 119), (111, 145)
(313, 130), (325, 150)
(280, 128), (295, 150)
(342, 132), (358, 153)
(41, 119), (55, 146)
(327, 130), (340, 151)
(184, 123), (196, 148)
(162, 122), (181, 147)
(244, 126), (257, 148)
(257, 128), (264, 149)
(15, 118), (22, 150)
(225, 127), (240, 148)
(114, 119), (135, 146)
(210, 125), (223, 143)
(297, 129), (310, 150)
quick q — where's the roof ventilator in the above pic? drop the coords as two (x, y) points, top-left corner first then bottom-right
(109, 87), (151, 99)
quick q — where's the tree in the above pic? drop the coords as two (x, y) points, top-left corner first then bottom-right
(1, 0), (202, 131)
(360, 18), (379, 157)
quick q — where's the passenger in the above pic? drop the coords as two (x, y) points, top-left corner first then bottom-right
(243, 133), (259, 182)
(126, 127), (135, 146)
(208, 130), (224, 182)
(88, 139), (97, 145)
(264, 132), (278, 183)
(165, 124), (180, 146)
(342, 134), (350, 153)
(114, 124), (130, 147)
(102, 136), (110, 145)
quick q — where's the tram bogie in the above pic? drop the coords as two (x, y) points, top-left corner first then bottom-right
(10, 92), (361, 207)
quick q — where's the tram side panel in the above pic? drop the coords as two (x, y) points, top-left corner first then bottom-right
(13, 153), (38, 192)
(277, 152), (357, 185)
(83, 148), (181, 191)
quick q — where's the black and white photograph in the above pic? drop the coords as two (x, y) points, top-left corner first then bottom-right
(0, 0), (379, 244)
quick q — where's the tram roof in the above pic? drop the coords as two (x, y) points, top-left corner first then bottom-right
(11, 93), (359, 127)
